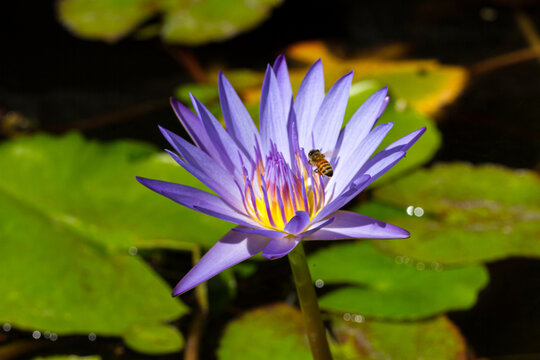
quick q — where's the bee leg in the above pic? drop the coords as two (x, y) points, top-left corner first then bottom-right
(314, 168), (321, 175)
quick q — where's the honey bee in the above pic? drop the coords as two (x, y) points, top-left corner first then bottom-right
(308, 149), (333, 177)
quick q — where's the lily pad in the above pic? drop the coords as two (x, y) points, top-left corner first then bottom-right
(308, 242), (488, 319)
(123, 324), (184, 355)
(161, 0), (283, 45)
(361, 163), (540, 264)
(0, 190), (186, 352)
(217, 303), (468, 360)
(0, 132), (230, 251)
(57, 0), (158, 42)
(332, 315), (467, 360)
(217, 303), (311, 360)
(286, 41), (468, 116)
(57, 0), (282, 44)
(0, 132), (242, 353)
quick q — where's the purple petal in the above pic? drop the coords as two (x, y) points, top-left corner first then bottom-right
(262, 237), (300, 259)
(218, 72), (261, 157)
(384, 126), (426, 152)
(232, 227), (286, 239)
(300, 216), (336, 237)
(159, 127), (242, 209)
(358, 127), (427, 180)
(316, 151), (406, 222)
(172, 231), (271, 295)
(286, 101), (301, 168)
(136, 177), (255, 227)
(311, 72), (353, 153)
(190, 95), (251, 173)
(336, 87), (389, 169)
(294, 60), (325, 150)
(273, 55), (293, 118)
(260, 65), (291, 163)
(170, 98), (212, 154)
(303, 210), (409, 241)
(315, 174), (371, 222)
(284, 211), (310, 234)
(328, 122), (394, 202)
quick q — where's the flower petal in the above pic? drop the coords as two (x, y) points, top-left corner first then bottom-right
(317, 150), (407, 223)
(284, 210), (310, 234)
(286, 103), (301, 168)
(172, 231), (271, 295)
(170, 98), (214, 156)
(159, 126), (242, 209)
(191, 94), (253, 174)
(311, 71), (353, 152)
(315, 175), (371, 222)
(273, 55), (293, 118)
(218, 71), (261, 157)
(136, 176), (255, 227)
(262, 237), (300, 259)
(300, 216), (336, 237)
(260, 65), (290, 163)
(336, 87), (388, 168)
(328, 122), (394, 202)
(231, 227), (286, 239)
(303, 210), (409, 240)
(294, 60), (325, 151)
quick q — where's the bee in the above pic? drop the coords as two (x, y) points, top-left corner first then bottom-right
(308, 149), (333, 177)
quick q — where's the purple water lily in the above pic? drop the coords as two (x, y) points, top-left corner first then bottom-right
(138, 56), (425, 296)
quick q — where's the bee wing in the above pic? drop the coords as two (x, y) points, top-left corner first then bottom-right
(322, 150), (334, 158)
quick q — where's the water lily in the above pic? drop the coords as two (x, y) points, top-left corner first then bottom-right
(137, 55), (425, 296)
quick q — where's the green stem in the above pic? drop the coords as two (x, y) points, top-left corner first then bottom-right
(288, 242), (333, 360)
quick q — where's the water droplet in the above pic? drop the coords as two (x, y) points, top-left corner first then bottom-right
(480, 7), (497, 22)
(88, 333), (97, 341)
(315, 279), (324, 288)
(343, 313), (351, 321)
(32, 330), (41, 339)
(395, 99), (407, 112)
(353, 314), (364, 323)
(406, 205), (414, 216)
(403, 256), (410, 264)
(413, 207), (424, 217)
(416, 262), (425, 271)
(128, 246), (138, 256)
(2, 323), (12, 332)
(43, 331), (51, 339)
(395, 255), (404, 264)
(50, 333), (58, 341)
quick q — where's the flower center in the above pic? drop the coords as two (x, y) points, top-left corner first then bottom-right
(239, 143), (325, 231)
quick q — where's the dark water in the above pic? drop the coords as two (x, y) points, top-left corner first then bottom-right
(1, 0), (539, 359)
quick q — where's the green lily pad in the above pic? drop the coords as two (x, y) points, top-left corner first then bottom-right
(57, 0), (158, 42)
(331, 315), (467, 360)
(0, 189), (186, 352)
(161, 0), (283, 45)
(217, 303), (467, 360)
(57, 0), (282, 44)
(217, 304), (311, 360)
(0, 132), (230, 251)
(308, 242), (488, 319)
(0, 132), (243, 353)
(286, 41), (468, 116)
(361, 163), (540, 264)
(123, 323), (184, 355)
